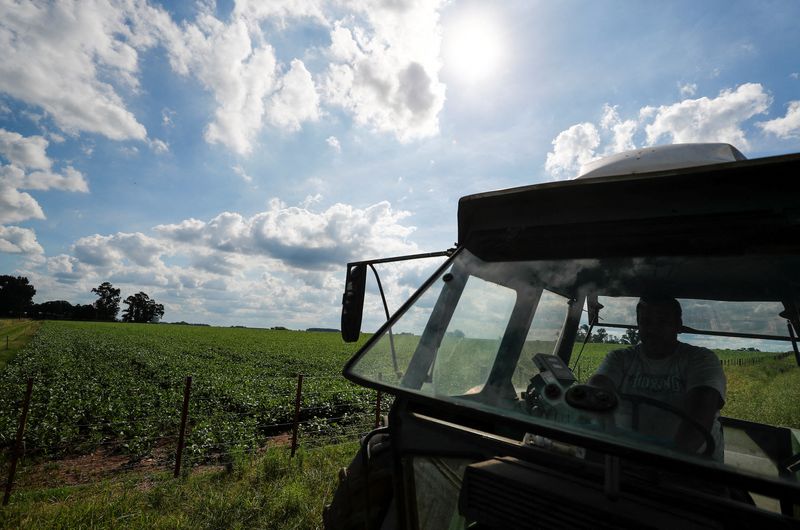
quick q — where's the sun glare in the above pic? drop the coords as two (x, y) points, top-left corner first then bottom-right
(444, 9), (506, 85)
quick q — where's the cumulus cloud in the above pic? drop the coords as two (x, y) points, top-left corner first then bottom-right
(25, 196), (425, 327)
(758, 101), (800, 139)
(545, 83), (774, 178)
(0, 129), (88, 226)
(0, 0), (169, 140)
(544, 123), (600, 179)
(322, 2), (446, 141)
(644, 83), (770, 148)
(155, 199), (417, 269)
(166, 13), (279, 155)
(1, 2), (449, 156)
(267, 59), (320, 131)
(72, 232), (168, 269)
(0, 129), (51, 169)
(0, 225), (43, 254)
(162, 7), (325, 154)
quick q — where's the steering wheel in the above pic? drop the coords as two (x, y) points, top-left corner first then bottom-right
(617, 392), (715, 458)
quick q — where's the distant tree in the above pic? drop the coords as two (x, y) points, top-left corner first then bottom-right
(31, 300), (74, 320)
(121, 292), (164, 323)
(576, 324), (590, 342)
(73, 304), (97, 321)
(593, 328), (608, 344)
(621, 328), (640, 345)
(92, 282), (121, 321)
(0, 275), (36, 318)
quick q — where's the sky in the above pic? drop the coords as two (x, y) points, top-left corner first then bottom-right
(1, 0), (799, 330)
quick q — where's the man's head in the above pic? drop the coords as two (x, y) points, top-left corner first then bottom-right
(636, 297), (682, 357)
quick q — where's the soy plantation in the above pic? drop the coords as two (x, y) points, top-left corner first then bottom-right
(0, 321), (374, 463)
(1, 320), (797, 469)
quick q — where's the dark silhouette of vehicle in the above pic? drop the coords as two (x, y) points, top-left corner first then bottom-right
(330, 144), (800, 529)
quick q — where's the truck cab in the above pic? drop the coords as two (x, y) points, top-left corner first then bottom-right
(338, 144), (800, 529)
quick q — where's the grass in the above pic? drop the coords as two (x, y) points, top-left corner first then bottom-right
(0, 443), (357, 530)
(0, 320), (40, 370)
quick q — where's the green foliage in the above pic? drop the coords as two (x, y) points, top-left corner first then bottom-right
(92, 282), (121, 321)
(0, 321), (372, 461)
(0, 276), (36, 318)
(122, 292), (165, 323)
(0, 444), (357, 529)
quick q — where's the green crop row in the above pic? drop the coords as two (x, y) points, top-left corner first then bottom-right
(0, 321), (376, 461)
(0, 321), (796, 466)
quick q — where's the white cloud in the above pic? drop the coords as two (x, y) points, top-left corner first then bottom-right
(23, 196), (425, 327)
(0, 225), (43, 254)
(0, 0), (164, 140)
(645, 83), (771, 148)
(758, 101), (800, 139)
(0, 185), (44, 223)
(232, 164), (253, 183)
(545, 83), (774, 178)
(154, 198), (416, 270)
(791, 73), (799, 80)
(167, 13), (278, 155)
(148, 138), (169, 154)
(0, 129), (88, 224)
(0, 129), (51, 169)
(600, 105), (636, 154)
(322, 2), (446, 141)
(162, 8), (323, 155)
(326, 135), (341, 152)
(72, 232), (168, 268)
(267, 59), (320, 131)
(544, 123), (600, 179)
(679, 83), (698, 97)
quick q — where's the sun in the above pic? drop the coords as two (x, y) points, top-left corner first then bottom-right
(443, 9), (506, 85)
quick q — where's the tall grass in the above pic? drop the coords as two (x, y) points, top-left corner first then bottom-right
(0, 443), (356, 530)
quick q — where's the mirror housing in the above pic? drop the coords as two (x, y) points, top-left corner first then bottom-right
(341, 263), (367, 342)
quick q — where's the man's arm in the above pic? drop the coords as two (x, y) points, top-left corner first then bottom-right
(674, 385), (722, 454)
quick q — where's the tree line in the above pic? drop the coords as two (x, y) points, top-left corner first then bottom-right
(0, 276), (164, 323)
(576, 324), (639, 345)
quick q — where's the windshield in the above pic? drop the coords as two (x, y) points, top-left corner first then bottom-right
(347, 249), (800, 485)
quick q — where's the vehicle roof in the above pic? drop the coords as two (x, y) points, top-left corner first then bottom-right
(576, 143), (746, 179)
(457, 152), (800, 262)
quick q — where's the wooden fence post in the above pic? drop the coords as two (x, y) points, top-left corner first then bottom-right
(290, 374), (304, 458)
(174, 376), (192, 478)
(3, 378), (34, 506)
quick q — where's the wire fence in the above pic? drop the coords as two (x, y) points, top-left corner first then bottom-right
(0, 373), (388, 505)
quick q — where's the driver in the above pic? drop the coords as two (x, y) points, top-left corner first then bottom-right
(588, 297), (726, 461)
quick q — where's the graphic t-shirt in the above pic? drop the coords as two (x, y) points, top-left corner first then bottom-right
(596, 342), (727, 462)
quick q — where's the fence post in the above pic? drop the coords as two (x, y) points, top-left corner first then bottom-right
(290, 374), (303, 458)
(375, 390), (382, 429)
(3, 378), (33, 506)
(290, 374), (304, 458)
(174, 376), (192, 478)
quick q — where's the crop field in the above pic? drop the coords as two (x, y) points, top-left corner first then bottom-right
(0, 320), (797, 471)
(0, 320), (798, 529)
(0, 321), (375, 465)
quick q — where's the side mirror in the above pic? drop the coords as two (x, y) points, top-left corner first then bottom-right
(341, 264), (367, 342)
